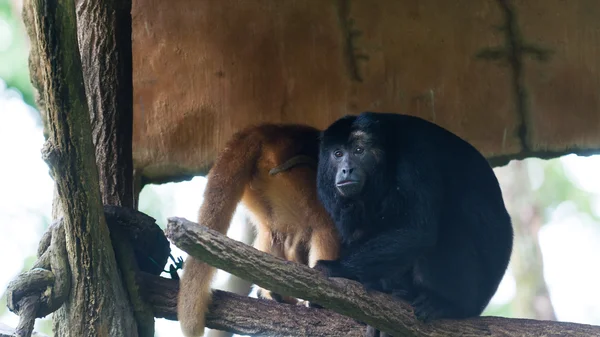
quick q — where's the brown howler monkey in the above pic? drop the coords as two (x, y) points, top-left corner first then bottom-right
(177, 124), (340, 337)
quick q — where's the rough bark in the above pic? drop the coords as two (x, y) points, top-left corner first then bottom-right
(101, 210), (160, 337)
(102, 206), (156, 337)
(165, 216), (600, 337)
(12, 296), (40, 337)
(5, 206), (170, 337)
(21, 0), (137, 335)
(140, 273), (364, 336)
(206, 216), (255, 337)
(204, 281), (253, 337)
(73, 0), (154, 334)
(6, 222), (71, 336)
(75, 0), (134, 208)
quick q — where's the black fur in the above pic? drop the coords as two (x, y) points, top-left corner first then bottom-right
(315, 112), (513, 335)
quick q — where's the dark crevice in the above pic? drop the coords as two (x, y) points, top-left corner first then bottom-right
(477, 1), (552, 153)
(497, 0), (531, 152)
(336, 0), (367, 82)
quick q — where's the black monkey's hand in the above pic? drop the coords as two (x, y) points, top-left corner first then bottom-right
(313, 259), (351, 279)
(365, 325), (393, 337)
(411, 293), (448, 323)
(311, 259), (358, 309)
(307, 260), (345, 309)
(306, 301), (324, 309)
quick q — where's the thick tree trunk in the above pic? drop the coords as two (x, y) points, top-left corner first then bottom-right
(73, 0), (155, 335)
(21, 0), (138, 335)
(75, 0), (135, 209)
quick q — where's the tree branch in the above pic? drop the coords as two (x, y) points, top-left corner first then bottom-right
(140, 273), (364, 336)
(75, 0), (134, 209)
(165, 217), (600, 337)
(74, 0), (150, 333)
(6, 221), (71, 332)
(23, 0), (138, 334)
(5, 207), (170, 332)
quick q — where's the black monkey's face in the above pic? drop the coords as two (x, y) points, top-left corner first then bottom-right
(331, 145), (366, 197)
(328, 130), (381, 198)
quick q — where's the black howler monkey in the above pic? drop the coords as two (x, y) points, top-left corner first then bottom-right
(314, 112), (513, 336)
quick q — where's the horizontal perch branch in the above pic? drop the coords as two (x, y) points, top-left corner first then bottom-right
(140, 272), (364, 336)
(165, 216), (600, 337)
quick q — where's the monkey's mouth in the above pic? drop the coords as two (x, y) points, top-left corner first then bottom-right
(337, 180), (360, 186)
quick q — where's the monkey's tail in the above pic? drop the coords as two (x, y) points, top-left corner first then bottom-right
(178, 130), (262, 337)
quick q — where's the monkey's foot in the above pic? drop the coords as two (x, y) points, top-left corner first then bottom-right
(294, 299), (322, 309)
(365, 325), (393, 337)
(305, 301), (323, 309)
(256, 287), (298, 305)
(411, 293), (451, 322)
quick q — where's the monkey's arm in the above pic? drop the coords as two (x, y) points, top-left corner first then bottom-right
(315, 225), (437, 283)
(317, 180), (441, 283)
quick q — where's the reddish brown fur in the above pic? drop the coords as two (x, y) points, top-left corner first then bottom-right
(177, 124), (340, 337)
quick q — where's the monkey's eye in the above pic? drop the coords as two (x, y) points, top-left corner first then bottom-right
(354, 146), (364, 154)
(334, 150), (344, 158)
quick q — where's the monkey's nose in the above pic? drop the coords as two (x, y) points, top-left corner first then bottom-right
(342, 167), (354, 175)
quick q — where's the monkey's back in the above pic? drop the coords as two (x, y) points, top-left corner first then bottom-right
(238, 124), (335, 241)
(362, 112), (514, 306)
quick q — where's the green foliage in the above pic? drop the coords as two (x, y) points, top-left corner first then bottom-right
(0, 0), (35, 108)
(533, 159), (600, 222)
